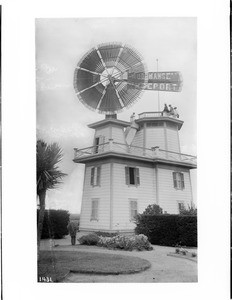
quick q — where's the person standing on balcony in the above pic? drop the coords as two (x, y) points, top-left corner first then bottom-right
(130, 112), (136, 122)
(162, 103), (169, 116)
(173, 107), (179, 118)
(169, 104), (174, 116)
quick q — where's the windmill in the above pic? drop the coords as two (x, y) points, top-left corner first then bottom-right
(73, 42), (182, 116)
(73, 42), (196, 233)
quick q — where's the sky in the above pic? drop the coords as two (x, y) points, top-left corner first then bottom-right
(36, 18), (197, 213)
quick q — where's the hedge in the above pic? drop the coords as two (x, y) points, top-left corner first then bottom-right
(37, 209), (70, 239)
(135, 215), (197, 247)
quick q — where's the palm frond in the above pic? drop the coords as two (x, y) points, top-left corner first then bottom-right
(37, 139), (67, 195)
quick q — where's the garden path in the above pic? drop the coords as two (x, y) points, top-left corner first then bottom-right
(40, 236), (197, 283)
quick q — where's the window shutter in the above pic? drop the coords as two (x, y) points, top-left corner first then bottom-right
(180, 173), (185, 189)
(90, 167), (95, 186)
(135, 168), (140, 185)
(125, 167), (129, 185)
(173, 172), (177, 188)
(96, 166), (101, 186)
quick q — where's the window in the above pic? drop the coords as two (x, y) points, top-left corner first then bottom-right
(173, 172), (185, 190)
(177, 202), (185, 213)
(125, 167), (140, 186)
(147, 121), (163, 127)
(94, 137), (100, 153)
(130, 200), (138, 220)
(94, 136), (105, 153)
(90, 166), (101, 186)
(91, 199), (99, 221)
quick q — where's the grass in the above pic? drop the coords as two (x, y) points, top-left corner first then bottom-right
(38, 250), (151, 282)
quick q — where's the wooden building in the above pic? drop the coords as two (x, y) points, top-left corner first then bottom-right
(73, 112), (196, 233)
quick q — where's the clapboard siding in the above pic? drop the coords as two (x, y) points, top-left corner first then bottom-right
(79, 163), (111, 230)
(112, 126), (126, 144)
(146, 127), (166, 149)
(131, 129), (143, 148)
(112, 163), (156, 230)
(94, 127), (110, 142)
(158, 167), (192, 214)
(166, 128), (180, 152)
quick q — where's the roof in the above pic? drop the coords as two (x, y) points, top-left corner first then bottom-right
(88, 118), (130, 129)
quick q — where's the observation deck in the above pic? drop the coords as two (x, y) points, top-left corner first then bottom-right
(136, 111), (183, 130)
(73, 139), (197, 169)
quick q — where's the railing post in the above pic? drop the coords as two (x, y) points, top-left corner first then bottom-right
(109, 138), (113, 151)
(151, 146), (159, 158)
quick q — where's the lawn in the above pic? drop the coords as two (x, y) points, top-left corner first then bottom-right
(38, 250), (151, 282)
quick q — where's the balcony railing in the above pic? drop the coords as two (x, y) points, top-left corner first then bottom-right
(138, 111), (180, 119)
(74, 140), (197, 165)
(138, 112), (163, 118)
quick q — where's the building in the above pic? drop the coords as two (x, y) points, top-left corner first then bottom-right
(73, 112), (196, 233)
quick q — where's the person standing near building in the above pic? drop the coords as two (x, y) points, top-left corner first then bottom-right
(67, 221), (79, 245)
(130, 112), (136, 122)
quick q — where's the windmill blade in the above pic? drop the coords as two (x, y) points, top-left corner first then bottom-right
(98, 82), (123, 113)
(74, 42), (147, 114)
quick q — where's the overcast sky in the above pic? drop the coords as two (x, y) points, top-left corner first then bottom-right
(36, 18), (197, 213)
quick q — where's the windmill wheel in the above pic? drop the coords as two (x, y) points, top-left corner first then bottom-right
(74, 42), (147, 115)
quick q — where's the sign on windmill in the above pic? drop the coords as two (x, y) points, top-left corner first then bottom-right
(128, 72), (182, 92)
(73, 42), (183, 115)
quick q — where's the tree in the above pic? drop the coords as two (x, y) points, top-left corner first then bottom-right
(141, 204), (163, 215)
(37, 140), (66, 259)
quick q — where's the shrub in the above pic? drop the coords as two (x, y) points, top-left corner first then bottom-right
(140, 204), (163, 215)
(95, 231), (118, 237)
(78, 233), (99, 245)
(37, 209), (70, 239)
(97, 234), (153, 251)
(135, 215), (197, 247)
(191, 252), (197, 257)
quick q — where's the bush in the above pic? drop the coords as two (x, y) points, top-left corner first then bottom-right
(141, 204), (163, 215)
(97, 234), (153, 251)
(78, 233), (100, 245)
(37, 209), (70, 239)
(135, 215), (197, 247)
(95, 231), (118, 237)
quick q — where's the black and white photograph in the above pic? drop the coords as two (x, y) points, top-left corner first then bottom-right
(1, 0), (229, 299)
(36, 17), (197, 283)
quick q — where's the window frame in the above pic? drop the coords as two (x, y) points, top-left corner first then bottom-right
(90, 198), (99, 221)
(173, 171), (185, 190)
(90, 166), (101, 187)
(125, 166), (140, 186)
(94, 135), (105, 154)
(177, 201), (185, 213)
(129, 199), (138, 221)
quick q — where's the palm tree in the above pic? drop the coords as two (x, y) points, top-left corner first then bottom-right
(37, 139), (66, 258)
